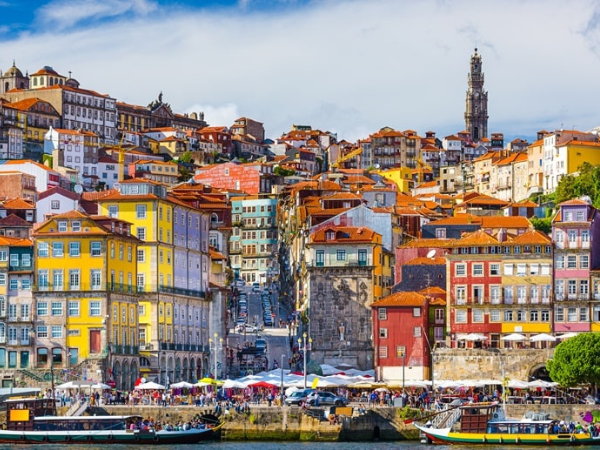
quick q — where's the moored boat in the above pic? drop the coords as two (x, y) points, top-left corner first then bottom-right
(414, 401), (600, 446)
(1, 396), (216, 444)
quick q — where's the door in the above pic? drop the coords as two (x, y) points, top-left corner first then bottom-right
(90, 330), (101, 354)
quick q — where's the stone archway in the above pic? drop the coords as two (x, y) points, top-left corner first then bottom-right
(529, 363), (552, 382)
(190, 357), (196, 381)
(113, 360), (122, 389)
(182, 358), (188, 382)
(122, 360), (130, 390)
(167, 356), (174, 385)
(130, 360), (138, 388)
(175, 357), (181, 382)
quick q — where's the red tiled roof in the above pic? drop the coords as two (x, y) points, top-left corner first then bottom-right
(371, 291), (426, 307)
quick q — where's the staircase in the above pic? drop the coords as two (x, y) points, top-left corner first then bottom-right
(18, 368), (46, 383)
(66, 399), (89, 417)
(431, 407), (462, 429)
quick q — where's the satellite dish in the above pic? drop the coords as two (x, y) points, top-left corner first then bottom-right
(74, 184), (83, 194)
(427, 249), (436, 259)
(374, 164), (380, 169)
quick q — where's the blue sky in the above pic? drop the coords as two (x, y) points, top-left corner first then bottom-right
(1, 0), (600, 143)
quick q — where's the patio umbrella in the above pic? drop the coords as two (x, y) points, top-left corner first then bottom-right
(463, 333), (487, 341)
(135, 381), (166, 390)
(557, 332), (579, 340)
(170, 381), (195, 389)
(248, 380), (277, 388)
(222, 379), (246, 389)
(57, 381), (76, 389)
(501, 333), (526, 341)
(507, 380), (529, 389)
(530, 333), (556, 342)
(91, 382), (111, 389)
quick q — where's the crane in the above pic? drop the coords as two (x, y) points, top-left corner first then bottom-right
(331, 146), (363, 170)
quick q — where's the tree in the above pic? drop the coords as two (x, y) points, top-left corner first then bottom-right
(274, 166), (296, 177)
(554, 162), (600, 208)
(530, 217), (552, 234)
(547, 333), (600, 391)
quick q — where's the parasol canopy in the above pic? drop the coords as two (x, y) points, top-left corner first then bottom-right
(501, 333), (526, 341)
(135, 381), (166, 390)
(529, 333), (556, 342)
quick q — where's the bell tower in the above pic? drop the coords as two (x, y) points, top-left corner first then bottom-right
(464, 48), (488, 141)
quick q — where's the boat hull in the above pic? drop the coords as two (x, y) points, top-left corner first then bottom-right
(415, 423), (599, 446)
(0, 427), (214, 444)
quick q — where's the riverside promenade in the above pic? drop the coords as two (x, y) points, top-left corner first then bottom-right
(75, 403), (598, 442)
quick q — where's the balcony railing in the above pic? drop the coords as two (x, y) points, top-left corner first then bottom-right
(138, 285), (206, 299)
(34, 283), (141, 294)
(307, 258), (370, 268)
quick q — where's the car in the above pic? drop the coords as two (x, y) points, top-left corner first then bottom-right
(235, 318), (245, 327)
(284, 389), (316, 406)
(255, 338), (267, 351)
(252, 282), (261, 292)
(306, 391), (348, 406)
(236, 323), (258, 333)
(233, 279), (246, 287)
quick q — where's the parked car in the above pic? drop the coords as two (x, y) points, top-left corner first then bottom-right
(255, 338), (267, 352)
(233, 279), (246, 287)
(307, 391), (348, 406)
(284, 389), (316, 406)
(236, 323), (258, 333)
(252, 282), (261, 292)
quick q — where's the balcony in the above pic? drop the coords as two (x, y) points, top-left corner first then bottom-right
(34, 283), (141, 294)
(307, 258), (370, 268)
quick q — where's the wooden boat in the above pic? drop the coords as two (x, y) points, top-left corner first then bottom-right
(414, 401), (600, 445)
(0, 397), (216, 444)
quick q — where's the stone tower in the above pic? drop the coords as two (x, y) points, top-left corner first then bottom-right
(464, 48), (488, 142)
(0, 61), (29, 94)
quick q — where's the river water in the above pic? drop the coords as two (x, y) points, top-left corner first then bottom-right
(0, 442), (558, 450)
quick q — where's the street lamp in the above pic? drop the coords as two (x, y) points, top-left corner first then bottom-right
(209, 332), (223, 381)
(298, 332), (312, 389)
(280, 354), (286, 406)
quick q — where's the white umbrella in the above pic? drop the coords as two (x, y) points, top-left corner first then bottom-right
(557, 332), (578, 340)
(528, 379), (558, 388)
(463, 333), (487, 341)
(91, 382), (111, 389)
(501, 333), (526, 341)
(508, 380), (529, 389)
(222, 379), (246, 389)
(170, 381), (194, 389)
(135, 381), (165, 390)
(530, 333), (556, 342)
(57, 381), (76, 389)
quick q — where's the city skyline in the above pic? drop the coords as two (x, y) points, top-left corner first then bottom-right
(1, 0), (600, 142)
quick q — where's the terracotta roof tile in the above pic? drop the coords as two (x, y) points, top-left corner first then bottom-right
(371, 291), (426, 307)
(311, 226), (379, 243)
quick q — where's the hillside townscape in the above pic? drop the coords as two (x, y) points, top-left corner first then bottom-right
(0, 48), (599, 392)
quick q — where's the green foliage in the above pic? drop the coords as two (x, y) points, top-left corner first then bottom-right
(274, 166), (296, 177)
(530, 217), (552, 234)
(547, 333), (600, 387)
(179, 151), (193, 163)
(554, 162), (600, 207)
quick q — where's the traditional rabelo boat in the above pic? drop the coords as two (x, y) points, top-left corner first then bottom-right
(414, 401), (600, 446)
(0, 397), (217, 444)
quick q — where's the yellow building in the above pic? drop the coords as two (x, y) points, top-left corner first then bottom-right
(375, 167), (414, 193)
(33, 211), (140, 389)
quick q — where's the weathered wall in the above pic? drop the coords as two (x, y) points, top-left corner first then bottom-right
(433, 348), (554, 381)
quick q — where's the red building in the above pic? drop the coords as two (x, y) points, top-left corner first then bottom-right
(371, 289), (445, 384)
(193, 161), (262, 195)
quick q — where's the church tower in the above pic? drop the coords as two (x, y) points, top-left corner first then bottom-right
(464, 48), (488, 141)
(0, 61), (29, 94)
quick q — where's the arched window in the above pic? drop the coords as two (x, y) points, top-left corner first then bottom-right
(52, 347), (62, 365)
(37, 348), (48, 367)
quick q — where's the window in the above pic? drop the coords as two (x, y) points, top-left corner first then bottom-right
(336, 250), (346, 261)
(137, 227), (146, 240)
(58, 221), (67, 232)
(472, 264), (483, 276)
(52, 270), (63, 290)
(37, 325), (48, 338)
(52, 242), (64, 257)
(21, 278), (30, 290)
(69, 269), (80, 289)
(379, 346), (388, 358)
(455, 310), (467, 323)
(555, 307), (564, 321)
(504, 310), (513, 321)
(91, 241), (101, 256)
(581, 255), (589, 269)
(541, 310), (550, 322)
(315, 250), (324, 266)
(51, 302), (63, 316)
(0, 273), (4, 286)
(472, 309), (484, 322)
(567, 255), (577, 269)
(455, 264), (466, 276)
(581, 280), (589, 295)
(530, 310), (539, 321)
(69, 241), (80, 257)
(51, 200), (60, 209)
(503, 287), (513, 304)
(0, 251), (6, 261)
(490, 310), (500, 322)
(473, 285), (483, 304)
(91, 270), (101, 289)
(68, 301), (79, 316)
(379, 328), (388, 338)
(413, 327), (422, 337)
(490, 263), (500, 276)
(490, 286), (500, 304)
(51, 326), (62, 339)
(136, 204), (147, 219)
(455, 286), (466, 305)
(89, 301), (101, 316)
(137, 249), (145, 262)
(567, 307), (577, 322)
(108, 205), (118, 218)
(541, 263), (550, 275)
(580, 307), (588, 322)
(568, 230), (577, 243)
(72, 221), (81, 232)
(504, 264), (513, 276)
(37, 302), (48, 316)
(517, 264), (526, 276)
(378, 308), (387, 320)
(529, 264), (539, 275)
(517, 310), (526, 322)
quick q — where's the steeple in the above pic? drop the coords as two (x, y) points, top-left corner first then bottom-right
(464, 48), (488, 142)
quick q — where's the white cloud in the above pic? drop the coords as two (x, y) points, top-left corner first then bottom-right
(36, 0), (158, 30)
(3, 0), (600, 142)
